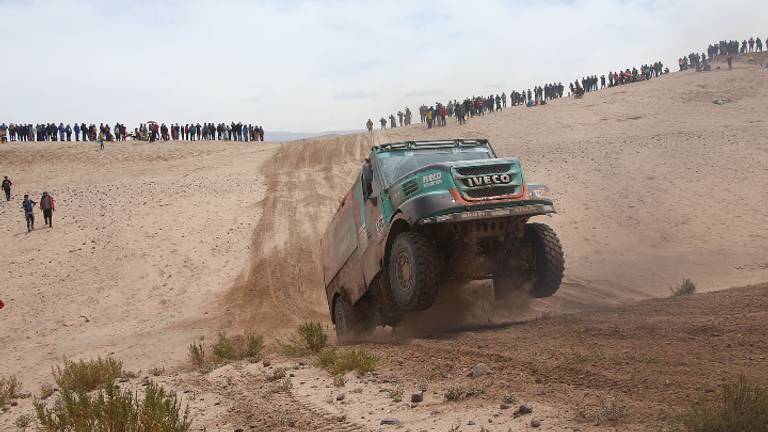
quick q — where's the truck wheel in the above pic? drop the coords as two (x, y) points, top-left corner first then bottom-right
(526, 223), (565, 298)
(333, 295), (373, 341)
(388, 231), (440, 311)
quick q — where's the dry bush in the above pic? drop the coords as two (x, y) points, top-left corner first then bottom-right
(575, 396), (628, 425)
(189, 331), (263, 372)
(266, 367), (287, 382)
(39, 383), (55, 400)
(332, 374), (347, 387)
(188, 339), (207, 371)
(148, 366), (166, 377)
(279, 322), (328, 357)
(676, 375), (768, 432)
(387, 386), (404, 402)
(53, 357), (123, 393)
(444, 384), (485, 401)
(15, 414), (33, 430)
(502, 394), (517, 405)
(0, 375), (22, 407)
(316, 347), (378, 375)
(268, 378), (293, 394)
(671, 278), (697, 297)
(35, 382), (191, 432)
(123, 369), (140, 379)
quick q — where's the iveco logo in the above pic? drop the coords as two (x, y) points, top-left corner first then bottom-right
(465, 174), (512, 187)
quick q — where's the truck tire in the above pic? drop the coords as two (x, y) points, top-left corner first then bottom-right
(333, 295), (373, 341)
(388, 231), (440, 311)
(526, 223), (564, 298)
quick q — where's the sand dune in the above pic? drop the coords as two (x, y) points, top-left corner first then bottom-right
(1, 56), (767, 431)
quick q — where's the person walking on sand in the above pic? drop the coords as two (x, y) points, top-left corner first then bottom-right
(2, 176), (12, 201)
(40, 191), (55, 228)
(727, 54), (733, 71)
(366, 118), (373, 133)
(22, 194), (36, 232)
(98, 129), (105, 150)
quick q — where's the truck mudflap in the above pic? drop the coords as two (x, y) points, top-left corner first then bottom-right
(418, 203), (555, 225)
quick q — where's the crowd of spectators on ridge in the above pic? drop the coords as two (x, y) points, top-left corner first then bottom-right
(0, 122), (265, 143)
(371, 61), (667, 130)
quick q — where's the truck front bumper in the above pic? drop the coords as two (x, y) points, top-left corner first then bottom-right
(418, 203), (556, 225)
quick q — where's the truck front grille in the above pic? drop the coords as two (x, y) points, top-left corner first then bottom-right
(455, 164), (511, 176)
(463, 186), (518, 199)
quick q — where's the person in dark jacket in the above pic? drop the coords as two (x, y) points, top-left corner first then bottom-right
(40, 191), (55, 228)
(22, 194), (36, 232)
(2, 176), (11, 201)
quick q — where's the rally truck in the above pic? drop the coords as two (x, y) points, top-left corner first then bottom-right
(321, 139), (564, 339)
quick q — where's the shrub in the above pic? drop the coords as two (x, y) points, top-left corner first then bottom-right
(266, 367), (287, 382)
(317, 347), (339, 369)
(268, 378), (293, 394)
(39, 383), (55, 400)
(35, 382), (191, 432)
(0, 375), (22, 407)
(148, 366), (166, 377)
(317, 348), (378, 375)
(53, 357), (123, 393)
(279, 322), (328, 357)
(387, 386), (403, 402)
(444, 384), (484, 401)
(243, 332), (264, 360)
(502, 394), (517, 405)
(15, 414), (32, 430)
(212, 332), (239, 361)
(676, 375), (768, 432)
(575, 396), (628, 425)
(188, 339), (207, 371)
(671, 278), (697, 297)
(332, 374), (346, 387)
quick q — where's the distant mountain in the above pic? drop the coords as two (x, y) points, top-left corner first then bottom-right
(265, 130), (359, 142)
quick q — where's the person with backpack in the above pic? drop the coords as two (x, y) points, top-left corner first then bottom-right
(22, 194), (36, 232)
(2, 176), (11, 201)
(40, 191), (55, 228)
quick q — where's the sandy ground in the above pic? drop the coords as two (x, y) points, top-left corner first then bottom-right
(0, 139), (278, 388)
(1, 55), (768, 431)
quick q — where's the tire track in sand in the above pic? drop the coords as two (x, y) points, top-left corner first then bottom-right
(224, 134), (371, 336)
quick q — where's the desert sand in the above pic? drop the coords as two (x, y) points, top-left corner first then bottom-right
(1, 55), (768, 431)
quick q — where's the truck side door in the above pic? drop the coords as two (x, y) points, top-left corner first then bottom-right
(359, 157), (386, 287)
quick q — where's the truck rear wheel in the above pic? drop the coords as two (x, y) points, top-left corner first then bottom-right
(333, 295), (373, 341)
(388, 231), (440, 311)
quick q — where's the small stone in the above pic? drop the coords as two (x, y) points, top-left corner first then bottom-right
(381, 418), (401, 425)
(467, 420), (476, 425)
(118, 377), (129, 383)
(531, 419), (541, 428)
(234, 429), (244, 432)
(410, 392), (423, 403)
(10, 400), (18, 407)
(500, 403), (510, 410)
(469, 363), (491, 378)
(513, 403), (533, 417)
(336, 415), (346, 422)
(336, 393), (346, 401)
(262, 360), (271, 367)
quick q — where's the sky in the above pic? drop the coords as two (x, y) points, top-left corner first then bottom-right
(0, 0), (765, 132)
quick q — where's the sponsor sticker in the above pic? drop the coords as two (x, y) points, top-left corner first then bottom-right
(422, 172), (443, 187)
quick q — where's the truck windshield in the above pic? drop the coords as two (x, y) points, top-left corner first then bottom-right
(377, 147), (493, 184)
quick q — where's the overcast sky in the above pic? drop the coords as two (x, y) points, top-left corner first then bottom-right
(1, 0), (765, 132)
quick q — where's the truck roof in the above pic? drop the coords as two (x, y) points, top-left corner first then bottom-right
(372, 138), (496, 156)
